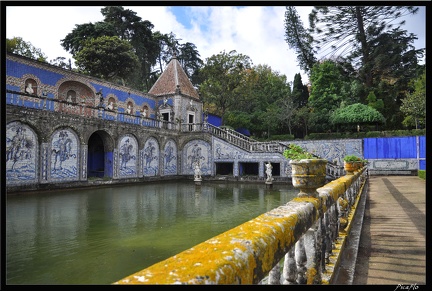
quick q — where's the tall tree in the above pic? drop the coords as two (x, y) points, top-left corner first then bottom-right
(308, 60), (350, 133)
(291, 73), (309, 108)
(400, 68), (426, 129)
(277, 92), (297, 136)
(365, 28), (423, 128)
(6, 37), (47, 61)
(153, 31), (180, 74)
(61, 6), (159, 91)
(225, 64), (291, 138)
(366, 91), (384, 113)
(284, 6), (317, 73)
(49, 57), (71, 69)
(74, 36), (139, 85)
(101, 6), (160, 91)
(198, 50), (253, 125)
(61, 22), (117, 56)
(308, 6), (418, 88)
(100, 6), (143, 40)
(308, 60), (348, 112)
(292, 106), (311, 138)
(178, 42), (204, 81)
(60, 6), (203, 91)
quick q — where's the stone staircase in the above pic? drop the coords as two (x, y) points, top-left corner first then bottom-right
(205, 123), (344, 179)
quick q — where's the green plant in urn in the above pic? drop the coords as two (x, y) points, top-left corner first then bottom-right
(283, 144), (328, 198)
(343, 155), (362, 174)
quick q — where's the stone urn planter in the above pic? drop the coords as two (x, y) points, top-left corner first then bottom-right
(289, 159), (328, 198)
(343, 161), (358, 175)
(343, 155), (363, 175)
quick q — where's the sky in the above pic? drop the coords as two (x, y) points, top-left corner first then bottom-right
(5, 5), (426, 86)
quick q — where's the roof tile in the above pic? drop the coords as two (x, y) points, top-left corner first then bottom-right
(149, 56), (200, 99)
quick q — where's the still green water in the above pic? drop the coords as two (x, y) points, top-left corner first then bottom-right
(6, 181), (297, 285)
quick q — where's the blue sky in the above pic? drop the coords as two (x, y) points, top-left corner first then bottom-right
(6, 5), (426, 85)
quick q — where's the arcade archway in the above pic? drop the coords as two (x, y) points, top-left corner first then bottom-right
(87, 130), (114, 178)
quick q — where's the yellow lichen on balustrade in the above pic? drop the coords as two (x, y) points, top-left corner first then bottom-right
(318, 175), (352, 203)
(114, 201), (316, 285)
(306, 267), (318, 284)
(292, 196), (320, 208)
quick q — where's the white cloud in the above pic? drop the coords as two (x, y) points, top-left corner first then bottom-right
(6, 6), (104, 63)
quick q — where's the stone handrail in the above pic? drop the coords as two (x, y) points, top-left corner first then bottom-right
(326, 162), (345, 179)
(113, 168), (367, 285)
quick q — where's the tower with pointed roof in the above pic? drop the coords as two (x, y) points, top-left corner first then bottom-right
(149, 53), (202, 127)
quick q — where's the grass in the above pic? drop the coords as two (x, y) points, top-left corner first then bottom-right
(418, 170), (425, 180)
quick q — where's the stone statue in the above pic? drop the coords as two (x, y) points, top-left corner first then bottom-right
(194, 161), (202, 180)
(126, 105), (132, 114)
(25, 83), (34, 94)
(107, 101), (114, 110)
(265, 162), (273, 182)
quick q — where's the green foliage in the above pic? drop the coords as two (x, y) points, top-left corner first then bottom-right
(49, 57), (70, 69)
(198, 50), (252, 124)
(292, 73), (309, 108)
(365, 131), (382, 138)
(303, 6), (422, 130)
(400, 69), (426, 129)
(367, 29), (423, 127)
(308, 60), (355, 133)
(330, 103), (385, 125)
(309, 60), (346, 112)
(269, 134), (295, 141)
(366, 91), (384, 112)
(224, 111), (251, 129)
(292, 106), (310, 138)
(75, 36), (139, 83)
(418, 170), (425, 180)
(6, 37), (47, 62)
(222, 64), (294, 138)
(410, 129), (426, 136)
(283, 144), (316, 160)
(60, 6), (203, 91)
(343, 155), (361, 162)
(303, 129), (425, 140)
(178, 42), (204, 80)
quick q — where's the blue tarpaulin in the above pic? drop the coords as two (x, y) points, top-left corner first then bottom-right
(236, 127), (251, 136)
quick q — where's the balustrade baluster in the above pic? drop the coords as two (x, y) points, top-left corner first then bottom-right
(268, 262), (281, 284)
(295, 237), (307, 284)
(323, 212), (333, 265)
(282, 248), (297, 284)
(303, 225), (322, 284)
(317, 217), (326, 272)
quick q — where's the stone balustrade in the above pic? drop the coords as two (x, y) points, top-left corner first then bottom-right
(113, 167), (367, 285)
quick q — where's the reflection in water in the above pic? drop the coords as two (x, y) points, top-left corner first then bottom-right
(6, 181), (297, 285)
